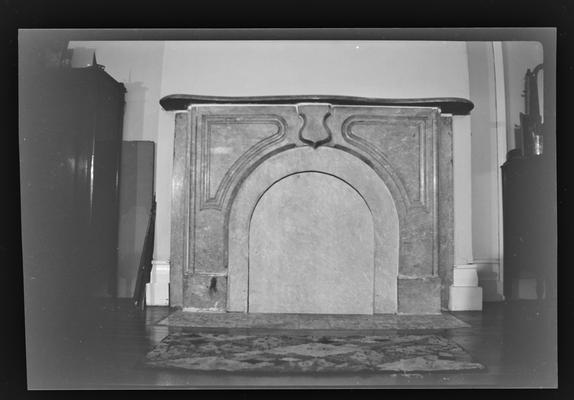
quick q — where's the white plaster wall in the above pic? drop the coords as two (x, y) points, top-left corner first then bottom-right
(452, 115), (473, 266)
(468, 42), (499, 262)
(159, 41), (470, 98)
(467, 42), (505, 301)
(156, 40), (473, 265)
(502, 42), (544, 150)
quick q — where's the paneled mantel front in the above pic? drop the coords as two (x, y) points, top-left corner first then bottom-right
(162, 95), (474, 314)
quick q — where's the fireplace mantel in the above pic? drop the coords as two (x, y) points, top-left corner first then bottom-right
(160, 94), (474, 115)
(166, 95), (468, 314)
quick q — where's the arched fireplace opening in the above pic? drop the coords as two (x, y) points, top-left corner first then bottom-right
(248, 171), (374, 314)
(227, 146), (400, 314)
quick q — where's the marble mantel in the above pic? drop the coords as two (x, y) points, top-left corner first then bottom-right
(162, 95), (473, 314)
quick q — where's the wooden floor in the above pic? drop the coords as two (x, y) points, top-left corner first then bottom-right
(24, 299), (557, 389)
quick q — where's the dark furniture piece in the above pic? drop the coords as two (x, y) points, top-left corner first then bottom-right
(20, 64), (126, 303)
(19, 39), (127, 381)
(501, 64), (555, 302)
(502, 155), (554, 300)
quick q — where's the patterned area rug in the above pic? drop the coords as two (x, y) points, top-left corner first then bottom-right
(144, 332), (485, 373)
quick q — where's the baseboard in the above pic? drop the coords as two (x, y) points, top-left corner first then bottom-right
(454, 261), (505, 303)
(448, 264), (483, 311)
(146, 260), (170, 306)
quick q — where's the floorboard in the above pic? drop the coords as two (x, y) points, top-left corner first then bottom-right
(24, 299), (557, 389)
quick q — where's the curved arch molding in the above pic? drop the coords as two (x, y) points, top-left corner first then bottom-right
(228, 148), (399, 314)
(169, 102), (455, 314)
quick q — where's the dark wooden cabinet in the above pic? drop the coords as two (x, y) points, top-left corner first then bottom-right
(20, 65), (126, 302)
(501, 155), (555, 300)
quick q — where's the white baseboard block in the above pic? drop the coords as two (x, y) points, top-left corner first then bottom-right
(448, 264), (483, 311)
(453, 267), (479, 286)
(146, 260), (170, 306)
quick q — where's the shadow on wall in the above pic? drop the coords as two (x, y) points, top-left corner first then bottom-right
(117, 141), (155, 298)
(123, 82), (147, 140)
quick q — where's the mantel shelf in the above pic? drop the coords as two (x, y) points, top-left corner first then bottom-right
(160, 94), (474, 115)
